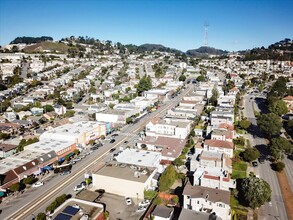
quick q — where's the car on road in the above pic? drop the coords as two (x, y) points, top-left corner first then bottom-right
(252, 161), (258, 167)
(110, 139), (116, 144)
(74, 184), (85, 191)
(69, 161), (76, 165)
(125, 197), (132, 205)
(32, 181), (44, 188)
(110, 148), (116, 153)
(73, 157), (82, 162)
(111, 134), (119, 137)
(60, 170), (71, 175)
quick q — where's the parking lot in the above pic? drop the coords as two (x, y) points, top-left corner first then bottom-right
(97, 193), (143, 220)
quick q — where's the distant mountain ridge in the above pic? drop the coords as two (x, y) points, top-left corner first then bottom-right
(186, 46), (229, 57)
(10, 36), (53, 45)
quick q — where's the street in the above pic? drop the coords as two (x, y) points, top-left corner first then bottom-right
(243, 94), (288, 220)
(1, 85), (192, 220)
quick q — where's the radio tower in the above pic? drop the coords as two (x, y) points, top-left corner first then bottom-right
(204, 22), (209, 46)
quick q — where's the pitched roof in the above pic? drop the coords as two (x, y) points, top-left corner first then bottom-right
(13, 159), (39, 174)
(218, 123), (234, 130)
(204, 139), (234, 149)
(1, 170), (18, 185)
(152, 205), (173, 218)
(0, 143), (17, 152)
(182, 182), (230, 205)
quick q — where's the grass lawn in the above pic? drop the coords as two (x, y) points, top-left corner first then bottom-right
(232, 160), (247, 179)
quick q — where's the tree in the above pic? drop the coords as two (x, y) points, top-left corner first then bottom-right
(158, 165), (178, 192)
(36, 213), (46, 220)
(64, 110), (75, 117)
(269, 136), (293, 160)
(100, 134), (105, 140)
(239, 119), (251, 130)
(137, 75), (152, 94)
(179, 74), (186, 82)
(173, 157), (185, 167)
(269, 100), (288, 116)
(43, 105), (54, 112)
(23, 176), (37, 185)
(209, 86), (219, 106)
(273, 161), (285, 172)
(242, 148), (260, 162)
(196, 75), (205, 82)
(126, 117), (133, 124)
(257, 113), (282, 137)
(74, 149), (80, 155)
(240, 176), (271, 209)
(9, 182), (20, 192)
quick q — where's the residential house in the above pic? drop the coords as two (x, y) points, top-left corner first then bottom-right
(3, 112), (17, 122)
(183, 182), (231, 220)
(0, 143), (17, 158)
(145, 117), (191, 139)
(30, 107), (44, 116)
(192, 166), (236, 191)
(210, 107), (234, 127)
(137, 136), (186, 163)
(152, 205), (174, 220)
(203, 139), (234, 158)
(178, 208), (221, 220)
(53, 104), (67, 115)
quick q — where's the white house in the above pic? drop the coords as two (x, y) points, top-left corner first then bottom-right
(145, 117), (191, 139)
(203, 139), (234, 158)
(53, 104), (67, 115)
(183, 182), (231, 220)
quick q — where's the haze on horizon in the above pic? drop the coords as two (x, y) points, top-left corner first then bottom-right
(0, 0), (292, 52)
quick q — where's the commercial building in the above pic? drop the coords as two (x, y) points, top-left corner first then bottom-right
(40, 121), (106, 147)
(92, 163), (157, 200)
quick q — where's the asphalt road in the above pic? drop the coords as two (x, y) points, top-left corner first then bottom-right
(2, 85), (192, 220)
(243, 94), (288, 220)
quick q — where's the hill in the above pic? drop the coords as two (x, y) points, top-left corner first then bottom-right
(23, 41), (70, 53)
(186, 46), (228, 57)
(240, 38), (293, 61)
(10, 36), (53, 44)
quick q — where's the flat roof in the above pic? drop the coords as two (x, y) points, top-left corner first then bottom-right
(41, 121), (105, 139)
(25, 139), (75, 153)
(95, 163), (155, 183)
(115, 149), (161, 168)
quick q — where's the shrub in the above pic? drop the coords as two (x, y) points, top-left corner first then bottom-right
(273, 162), (285, 172)
(36, 212), (46, 220)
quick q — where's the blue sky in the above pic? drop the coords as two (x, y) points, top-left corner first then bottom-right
(0, 0), (292, 51)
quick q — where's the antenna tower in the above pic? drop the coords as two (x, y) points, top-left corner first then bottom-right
(204, 22), (209, 46)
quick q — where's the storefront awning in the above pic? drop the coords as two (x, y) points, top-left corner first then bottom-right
(66, 152), (75, 157)
(0, 191), (5, 197)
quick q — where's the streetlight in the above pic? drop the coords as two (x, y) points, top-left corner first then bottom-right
(136, 193), (138, 204)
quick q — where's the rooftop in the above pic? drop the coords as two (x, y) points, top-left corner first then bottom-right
(115, 148), (161, 168)
(95, 162), (155, 183)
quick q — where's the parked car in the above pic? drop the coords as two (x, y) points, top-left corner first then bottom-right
(111, 134), (119, 137)
(252, 161), (258, 167)
(32, 181), (44, 188)
(74, 184), (85, 191)
(60, 170), (71, 175)
(136, 206), (147, 212)
(125, 197), (132, 206)
(124, 140), (128, 144)
(258, 157), (265, 164)
(139, 199), (150, 207)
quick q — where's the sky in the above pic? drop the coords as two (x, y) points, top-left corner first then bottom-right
(0, 0), (293, 52)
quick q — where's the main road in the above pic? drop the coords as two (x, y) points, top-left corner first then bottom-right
(243, 94), (288, 220)
(2, 85), (193, 220)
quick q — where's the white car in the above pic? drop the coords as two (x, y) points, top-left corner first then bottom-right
(125, 197), (132, 205)
(136, 206), (147, 212)
(139, 199), (150, 207)
(74, 184), (85, 191)
(32, 181), (44, 188)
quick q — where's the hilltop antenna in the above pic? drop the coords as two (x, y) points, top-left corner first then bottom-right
(204, 22), (209, 46)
